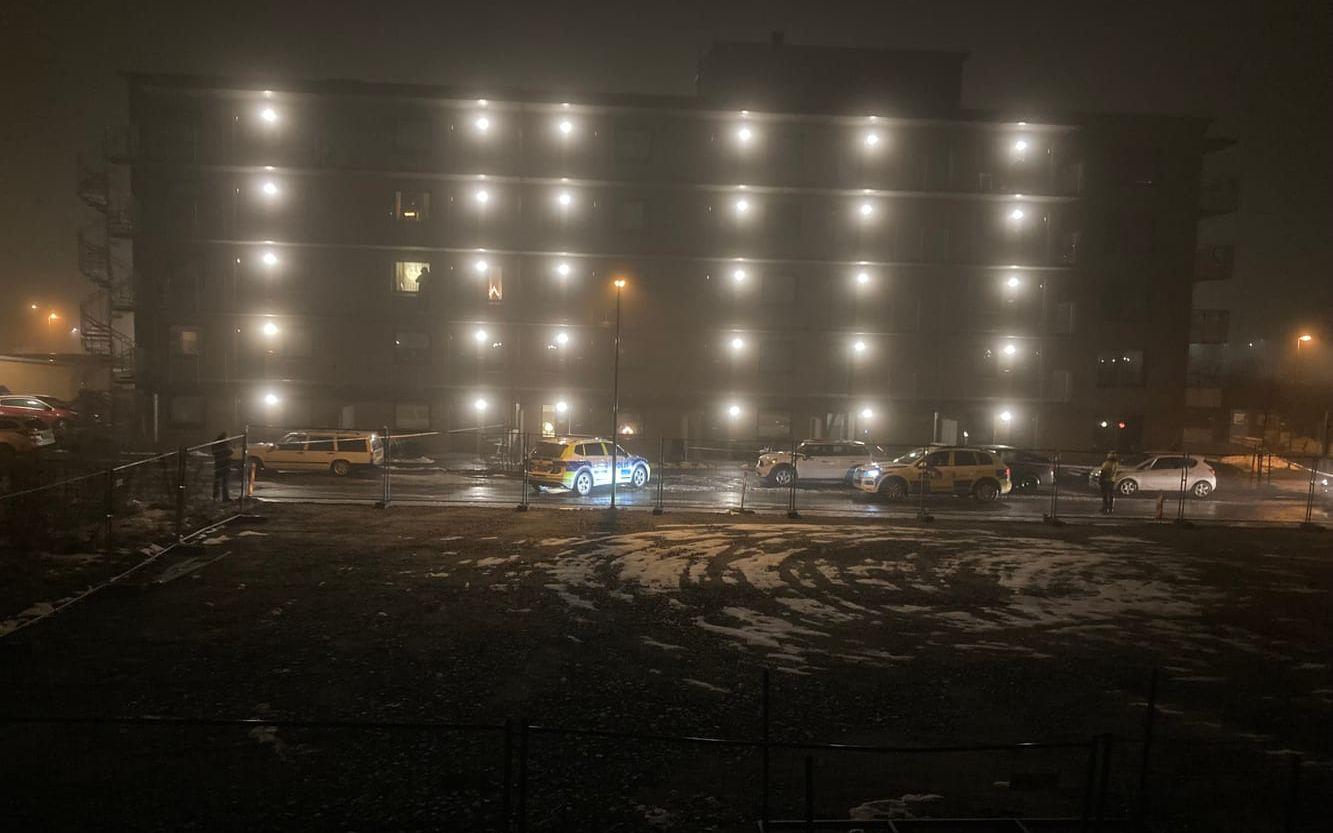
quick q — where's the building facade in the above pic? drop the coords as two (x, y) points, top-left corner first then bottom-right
(117, 43), (1217, 453)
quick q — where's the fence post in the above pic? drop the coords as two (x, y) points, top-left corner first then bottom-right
(916, 457), (934, 523)
(1136, 668), (1158, 822)
(652, 436), (665, 515)
(103, 468), (115, 554)
(1094, 733), (1113, 831)
(516, 433), (530, 512)
(1301, 455), (1320, 530)
(1284, 753), (1302, 833)
(502, 718), (513, 831)
(380, 425), (391, 508)
(1046, 450), (1063, 525)
(174, 445), (187, 540)
(1174, 449), (1190, 526)
(239, 426), (249, 514)
(803, 754), (815, 833)
(517, 720), (528, 833)
(761, 668), (770, 827)
(786, 440), (799, 519)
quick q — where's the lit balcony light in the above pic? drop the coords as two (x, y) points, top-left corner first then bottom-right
(735, 125), (753, 145)
(473, 328), (489, 343)
(860, 407), (874, 420)
(260, 251), (279, 267)
(555, 262), (572, 278)
(613, 278), (627, 289)
(474, 188), (490, 204)
(477, 99), (488, 107)
(557, 118), (574, 136)
(1013, 139), (1028, 152)
(557, 190), (573, 207)
(999, 410), (1013, 423)
(263, 392), (281, 407)
(260, 180), (280, 197)
(727, 404), (742, 418)
(555, 331), (570, 346)
(858, 201), (875, 219)
(474, 116), (490, 133)
(473, 398), (488, 412)
(863, 131), (881, 148)
(1009, 207), (1025, 221)
(262, 320), (280, 337)
(259, 107), (278, 124)
(729, 336), (745, 351)
(1006, 274), (1021, 289)
(555, 400), (569, 414)
(473, 259), (489, 274)
(731, 268), (747, 283)
(1002, 343), (1018, 356)
(852, 339), (867, 354)
(734, 198), (750, 215)
(856, 271), (871, 285)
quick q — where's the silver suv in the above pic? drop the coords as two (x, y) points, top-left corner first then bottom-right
(755, 440), (883, 487)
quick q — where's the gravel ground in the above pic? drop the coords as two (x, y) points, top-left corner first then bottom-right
(1, 504), (1329, 831)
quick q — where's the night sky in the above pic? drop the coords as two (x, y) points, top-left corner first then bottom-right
(4, 1), (1329, 371)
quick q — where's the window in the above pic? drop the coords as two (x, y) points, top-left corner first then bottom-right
(395, 330), (430, 363)
(757, 410), (791, 440)
(1096, 349), (1145, 387)
(171, 326), (200, 356)
(1150, 456), (1187, 471)
(394, 190), (430, 221)
(395, 261), (431, 294)
(277, 433), (307, 451)
(615, 127), (652, 161)
(395, 403), (430, 431)
(307, 435), (336, 451)
(953, 450), (982, 466)
(761, 274), (796, 304)
(336, 436), (368, 453)
(617, 200), (646, 231)
(169, 395), (204, 425)
(923, 450), (950, 467)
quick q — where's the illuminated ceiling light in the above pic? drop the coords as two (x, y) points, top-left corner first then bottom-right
(558, 119), (574, 135)
(864, 131), (881, 148)
(1013, 139), (1028, 152)
(473, 328), (489, 343)
(263, 392), (280, 406)
(1003, 343), (1018, 356)
(1010, 207), (1025, 221)
(860, 407), (874, 419)
(555, 400), (569, 414)
(736, 125), (753, 144)
(999, 410), (1013, 423)
(474, 116), (490, 133)
(1099, 420), (1109, 428)
(852, 339), (867, 354)
(856, 271), (871, 285)
(262, 320), (280, 337)
(474, 188), (490, 204)
(730, 336), (745, 351)
(858, 201), (875, 218)
(555, 331), (570, 346)
(734, 198), (750, 215)
(1006, 275), (1021, 289)
(261, 180), (279, 197)
(473, 398), (488, 412)
(556, 262), (572, 278)
(731, 268), (747, 283)
(727, 404), (741, 418)
(259, 107), (278, 124)
(260, 251), (279, 267)
(473, 259), (489, 273)
(557, 190), (573, 207)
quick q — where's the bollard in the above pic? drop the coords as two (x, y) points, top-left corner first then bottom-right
(103, 468), (115, 554)
(516, 433), (530, 511)
(652, 436), (665, 515)
(239, 426), (249, 513)
(786, 439), (799, 519)
(174, 446), (187, 540)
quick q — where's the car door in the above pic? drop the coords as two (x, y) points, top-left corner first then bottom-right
(951, 450), (980, 494)
(918, 449), (954, 494)
(267, 433), (308, 471)
(582, 442), (612, 486)
(1143, 456), (1186, 490)
(305, 435), (337, 471)
(612, 443), (635, 484)
(832, 444), (868, 481)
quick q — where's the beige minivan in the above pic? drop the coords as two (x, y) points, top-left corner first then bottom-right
(247, 430), (384, 476)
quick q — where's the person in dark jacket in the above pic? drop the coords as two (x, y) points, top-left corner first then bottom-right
(415, 265), (435, 311)
(212, 431), (232, 501)
(1098, 451), (1120, 514)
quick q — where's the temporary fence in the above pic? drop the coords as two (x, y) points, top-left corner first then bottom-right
(1, 669), (1320, 831)
(233, 427), (1332, 527)
(0, 433), (249, 552)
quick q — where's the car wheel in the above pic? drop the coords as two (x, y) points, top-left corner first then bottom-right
(973, 480), (1000, 502)
(631, 465), (648, 488)
(1191, 480), (1213, 499)
(573, 469), (593, 497)
(331, 459), (351, 477)
(1118, 478), (1139, 496)
(769, 465), (795, 487)
(879, 477), (908, 501)
(1018, 475), (1040, 492)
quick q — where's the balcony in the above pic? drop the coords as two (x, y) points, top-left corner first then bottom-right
(1194, 245), (1234, 282)
(1189, 309), (1230, 344)
(1200, 176), (1240, 216)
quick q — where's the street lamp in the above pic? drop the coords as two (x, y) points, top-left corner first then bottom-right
(555, 399), (569, 435)
(610, 277), (627, 509)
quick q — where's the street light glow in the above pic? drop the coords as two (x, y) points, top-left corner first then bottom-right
(1298, 334), (1313, 342)
(260, 251), (279, 267)
(262, 320), (279, 337)
(473, 328), (489, 343)
(261, 180), (279, 197)
(613, 278), (627, 289)
(556, 262), (571, 277)
(47, 311), (58, 322)
(730, 336), (745, 351)
(999, 410), (1013, 423)
(263, 392), (280, 406)
(474, 188), (490, 204)
(731, 268), (747, 283)
(259, 107), (278, 124)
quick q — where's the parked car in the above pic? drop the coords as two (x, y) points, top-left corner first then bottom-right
(247, 430), (384, 476)
(0, 416), (55, 466)
(983, 445), (1055, 492)
(853, 447), (1013, 502)
(526, 437), (651, 496)
(1086, 453), (1216, 498)
(0, 395), (78, 433)
(755, 440), (884, 487)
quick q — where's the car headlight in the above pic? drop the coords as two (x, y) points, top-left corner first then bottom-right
(862, 466), (880, 477)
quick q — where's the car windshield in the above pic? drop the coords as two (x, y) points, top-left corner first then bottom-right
(890, 448), (928, 464)
(532, 442), (566, 459)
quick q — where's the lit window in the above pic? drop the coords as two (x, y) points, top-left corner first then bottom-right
(394, 190), (430, 221)
(171, 326), (200, 356)
(395, 261), (431, 294)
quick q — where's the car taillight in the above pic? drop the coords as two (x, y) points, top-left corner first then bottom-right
(1001, 466), (1011, 480)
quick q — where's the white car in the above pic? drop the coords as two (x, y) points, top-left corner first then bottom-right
(1087, 453), (1216, 498)
(755, 440), (883, 487)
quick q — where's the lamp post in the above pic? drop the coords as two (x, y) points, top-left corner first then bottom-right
(1297, 334), (1313, 386)
(610, 278), (626, 509)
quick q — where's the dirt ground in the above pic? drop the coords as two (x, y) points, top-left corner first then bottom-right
(2, 504), (1330, 831)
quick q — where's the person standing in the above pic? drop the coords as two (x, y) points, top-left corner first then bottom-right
(1098, 451), (1120, 514)
(212, 431), (232, 501)
(415, 265), (435, 311)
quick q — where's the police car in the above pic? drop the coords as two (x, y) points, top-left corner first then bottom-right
(526, 437), (652, 496)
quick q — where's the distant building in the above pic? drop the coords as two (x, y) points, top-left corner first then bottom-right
(106, 39), (1221, 451)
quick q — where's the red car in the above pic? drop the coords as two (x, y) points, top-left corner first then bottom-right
(0, 394), (78, 432)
